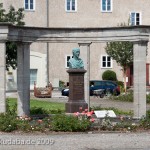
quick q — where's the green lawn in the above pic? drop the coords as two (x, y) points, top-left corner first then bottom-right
(7, 98), (65, 112)
(7, 98), (132, 115)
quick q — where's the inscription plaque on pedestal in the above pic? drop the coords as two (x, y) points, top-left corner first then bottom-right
(65, 69), (88, 113)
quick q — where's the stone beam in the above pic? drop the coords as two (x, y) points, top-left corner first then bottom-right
(6, 25), (150, 43)
(17, 42), (31, 116)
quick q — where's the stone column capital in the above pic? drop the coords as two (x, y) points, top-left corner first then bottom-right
(16, 41), (32, 45)
(78, 42), (92, 47)
(132, 40), (149, 45)
(0, 40), (8, 43)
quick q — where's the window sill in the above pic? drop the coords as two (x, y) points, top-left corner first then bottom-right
(101, 11), (112, 13)
(101, 67), (113, 69)
(24, 9), (35, 12)
(66, 11), (77, 13)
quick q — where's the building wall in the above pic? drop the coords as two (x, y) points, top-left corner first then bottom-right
(3, 0), (150, 27)
(6, 51), (47, 91)
(48, 0), (150, 27)
(2, 0), (47, 27)
(2, 0), (150, 88)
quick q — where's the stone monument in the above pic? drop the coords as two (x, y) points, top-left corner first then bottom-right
(65, 48), (88, 113)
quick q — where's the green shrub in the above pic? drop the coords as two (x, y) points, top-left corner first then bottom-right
(0, 113), (18, 132)
(110, 92), (150, 104)
(59, 80), (65, 90)
(17, 118), (49, 132)
(6, 98), (17, 116)
(30, 107), (49, 115)
(95, 115), (137, 131)
(49, 109), (64, 114)
(17, 120), (31, 132)
(50, 114), (91, 132)
(146, 109), (150, 118)
(116, 81), (124, 93)
(116, 81), (124, 87)
(139, 110), (150, 129)
(102, 70), (117, 81)
(110, 92), (133, 102)
(115, 121), (138, 131)
(30, 107), (64, 115)
(0, 99), (18, 132)
(139, 114), (150, 129)
(100, 117), (114, 130)
(146, 94), (150, 103)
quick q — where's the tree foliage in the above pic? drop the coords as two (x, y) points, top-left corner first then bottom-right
(105, 41), (133, 92)
(0, 3), (25, 70)
(105, 41), (133, 70)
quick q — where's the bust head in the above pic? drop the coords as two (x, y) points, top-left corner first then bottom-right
(72, 48), (80, 59)
(69, 48), (84, 69)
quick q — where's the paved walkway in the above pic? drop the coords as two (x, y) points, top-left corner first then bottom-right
(0, 132), (150, 150)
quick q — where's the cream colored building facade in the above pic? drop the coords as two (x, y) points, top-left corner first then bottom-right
(2, 0), (150, 90)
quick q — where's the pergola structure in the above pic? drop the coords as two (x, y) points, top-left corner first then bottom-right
(0, 23), (150, 118)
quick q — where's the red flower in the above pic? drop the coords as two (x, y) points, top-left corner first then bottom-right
(37, 119), (43, 124)
(81, 111), (86, 115)
(74, 112), (79, 116)
(90, 118), (95, 122)
(87, 112), (92, 117)
(79, 107), (82, 110)
(120, 116), (124, 121)
(85, 108), (88, 112)
(90, 110), (94, 115)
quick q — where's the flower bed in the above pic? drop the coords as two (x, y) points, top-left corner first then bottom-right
(1, 104), (150, 133)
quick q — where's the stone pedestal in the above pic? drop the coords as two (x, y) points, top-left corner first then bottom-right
(65, 69), (88, 113)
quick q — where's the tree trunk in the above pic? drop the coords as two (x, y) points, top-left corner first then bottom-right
(123, 69), (127, 93)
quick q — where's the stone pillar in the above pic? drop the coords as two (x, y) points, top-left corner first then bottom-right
(0, 42), (6, 113)
(78, 42), (92, 111)
(17, 42), (31, 116)
(133, 41), (148, 118)
(66, 69), (88, 113)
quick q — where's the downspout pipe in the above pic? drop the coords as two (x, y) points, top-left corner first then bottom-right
(46, 0), (49, 85)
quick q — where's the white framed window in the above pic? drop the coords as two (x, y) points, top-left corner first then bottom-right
(65, 55), (73, 68)
(65, 0), (77, 12)
(101, 0), (112, 12)
(130, 12), (141, 26)
(101, 55), (112, 68)
(30, 69), (37, 86)
(24, 0), (35, 11)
